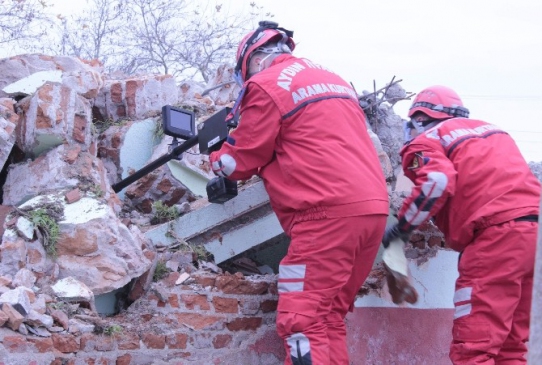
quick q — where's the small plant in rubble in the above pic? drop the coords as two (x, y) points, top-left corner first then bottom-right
(191, 244), (212, 262)
(92, 117), (129, 135)
(90, 184), (105, 198)
(16, 203), (63, 258)
(29, 209), (60, 257)
(153, 117), (165, 142)
(103, 324), (123, 336)
(153, 260), (171, 282)
(151, 201), (179, 224)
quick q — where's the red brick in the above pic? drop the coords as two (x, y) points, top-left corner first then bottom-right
(168, 294), (180, 308)
(163, 272), (180, 287)
(268, 282), (279, 295)
(125, 80), (139, 116)
(166, 333), (188, 349)
(212, 334), (232, 349)
(3, 335), (28, 353)
(215, 275), (269, 295)
(65, 188), (82, 204)
(226, 317), (263, 331)
(63, 144), (82, 164)
(141, 333), (165, 349)
(117, 332), (140, 350)
(213, 297), (238, 313)
(192, 274), (216, 287)
(72, 114), (87, 142)
(110, 83), (123, 103)
(28, 337), (54, 352)
(260, 299), (278, 313)
(157, 178), (172, 193)
(428, 236), (444, 247)
(174, 313), (223, 330)
(27, 248), (44, 264)
(80, 333), (115, 351)
(52, 333), (80, 353)
(181, 294), (210, 310)
(116, 354), (132, 365)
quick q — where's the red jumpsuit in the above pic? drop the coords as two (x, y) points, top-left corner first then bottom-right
(397, 117), (540, 364)
(210, 54), (389, 364)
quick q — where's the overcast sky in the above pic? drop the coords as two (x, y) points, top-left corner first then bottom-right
(247, 0), (542, 162)
(24, 0), (542, 162)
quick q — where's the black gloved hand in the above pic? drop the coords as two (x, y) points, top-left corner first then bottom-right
(381, 224), (410, 248)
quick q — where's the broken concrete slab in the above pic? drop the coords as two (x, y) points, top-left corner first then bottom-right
(144, 179), (271, 245)
(1, 70), (62, 97)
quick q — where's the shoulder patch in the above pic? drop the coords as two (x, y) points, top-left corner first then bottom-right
(408, 153), (427, 170)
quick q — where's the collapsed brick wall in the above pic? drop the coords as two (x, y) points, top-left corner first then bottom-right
(0, 272), (284, 365)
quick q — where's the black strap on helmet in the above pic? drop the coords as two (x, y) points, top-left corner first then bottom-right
(410, 101), (470, 118)
(234, 21), (294, 80)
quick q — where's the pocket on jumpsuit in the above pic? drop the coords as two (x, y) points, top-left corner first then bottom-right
(276, 294), (320, 336)
(452, 318), (492, 358)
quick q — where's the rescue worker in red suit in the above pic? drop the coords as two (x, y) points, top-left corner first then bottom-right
(382, 85), (540, 364)
(209, 21), (389, 365)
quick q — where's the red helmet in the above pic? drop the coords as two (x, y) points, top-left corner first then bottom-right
(235, 21), (295, 83)
(408, 85), (470, 119)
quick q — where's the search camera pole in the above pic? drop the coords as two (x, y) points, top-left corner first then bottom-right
(111, 135), (199, 193)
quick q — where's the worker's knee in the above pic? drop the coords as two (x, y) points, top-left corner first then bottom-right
(450, 318), (495, 364)
(276, 295), (319, 337)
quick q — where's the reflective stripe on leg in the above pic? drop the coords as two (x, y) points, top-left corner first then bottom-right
(287, 333), (313, 365)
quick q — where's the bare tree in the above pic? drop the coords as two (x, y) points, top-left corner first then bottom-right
(174, 2), (269, 82)
(1, 0), (272, 82)
(53, 0), (127, 64)
(0, 0), (52, 54)
(112, 0), (191, 76)
(114, 0), (272, 81)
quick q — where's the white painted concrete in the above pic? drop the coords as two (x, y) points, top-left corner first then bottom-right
(2, 70), (62, 95)
(117, 118), (160, 198)
(144, 180), (272, 247)
(61, 197), (109, 224)
(205, 212), (283, 264)
(52, 277), (94, 301)
(355, 250), (459, 309)
(167, 160), (210, 198)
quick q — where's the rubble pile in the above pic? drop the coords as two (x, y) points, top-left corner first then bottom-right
(0, 52), (537, 357)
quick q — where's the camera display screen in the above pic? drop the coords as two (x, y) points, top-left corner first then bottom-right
(170, 110), (192, 131)
(162, 105), (195, 139)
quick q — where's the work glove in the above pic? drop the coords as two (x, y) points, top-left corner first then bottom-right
(381, 224), (410, 248)
(381, 223), (418, 305)
(385, 267), (419, 305)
